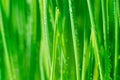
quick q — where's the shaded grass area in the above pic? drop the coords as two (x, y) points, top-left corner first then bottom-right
(0, 0), (120, 80)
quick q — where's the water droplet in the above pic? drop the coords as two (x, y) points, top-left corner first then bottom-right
(118, 55), (120, 60)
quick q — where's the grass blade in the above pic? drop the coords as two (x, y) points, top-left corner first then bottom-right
(114, 0), (119, 79)
(68, 0), (81, 79)
(87, 0), (104, 79)
(101, 0), (111, 79)
(0, 6), (13, 80)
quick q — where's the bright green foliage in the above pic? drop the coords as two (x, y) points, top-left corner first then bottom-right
(0, 0), (120, 80)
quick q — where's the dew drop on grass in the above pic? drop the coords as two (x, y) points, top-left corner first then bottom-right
(118, 55), (120, 60)
(75, 30), (78, 36)
(66, 57), (70, 60)
(65, 62), (68, 66)
(65, 39), (68, 43)
(90, 77), (92, 80)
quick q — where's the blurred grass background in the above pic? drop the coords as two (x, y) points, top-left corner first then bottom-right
(0, 0), (120, 80)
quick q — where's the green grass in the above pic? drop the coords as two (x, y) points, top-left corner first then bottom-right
(0, 0), (120, 80)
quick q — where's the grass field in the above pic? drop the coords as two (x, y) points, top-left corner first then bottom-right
(0, 0), (120, 80)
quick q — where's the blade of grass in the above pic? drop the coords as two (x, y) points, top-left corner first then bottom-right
(101, 0), (111, 79)
(114, 0), (119, 79)
(81, 2), (92, 78)
(108, 0), (116, 79)
(0, 5), (2, 80)
(0, 7), (13, 80)
(87, 0), (104, 79)
(29, 0), (41, 79)
(0, 1), (21, 79)
(60, 17), (66, 80)
(81, 38), (90, 80)
(39, 0), (51, 79)
(87, 42), (94, 80)
(81, 16), (90, 80)
(68, 0), (80, 79)
(50, 7), (60, 80)
(0, 0), (10, 17)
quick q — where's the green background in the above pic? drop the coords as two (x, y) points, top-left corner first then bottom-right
(0, 0), (120, 80)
